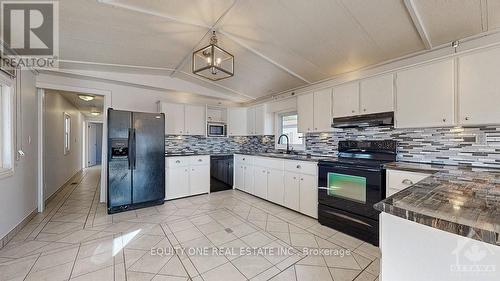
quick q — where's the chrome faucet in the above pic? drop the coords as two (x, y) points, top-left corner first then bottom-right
(277, 134), (291, 154)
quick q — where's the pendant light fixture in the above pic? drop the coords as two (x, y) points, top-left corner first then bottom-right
(192, 31), (234, 81)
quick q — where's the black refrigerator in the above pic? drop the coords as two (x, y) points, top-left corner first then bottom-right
(107, 109), (165, 214)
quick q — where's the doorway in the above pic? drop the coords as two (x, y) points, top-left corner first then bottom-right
(87, 122), (103, 167)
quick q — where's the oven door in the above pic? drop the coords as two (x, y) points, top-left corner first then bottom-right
(318, 163), (384, 220)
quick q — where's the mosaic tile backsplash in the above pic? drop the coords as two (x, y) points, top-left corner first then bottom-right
(165, 126), (500, 168)
(305, 126), (500, 168)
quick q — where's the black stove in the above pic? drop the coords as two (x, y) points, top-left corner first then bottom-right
(317, 140), (397, 246)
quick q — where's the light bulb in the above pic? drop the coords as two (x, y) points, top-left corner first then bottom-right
(216, 57), (221, 66)
(207, 57), (211, 65)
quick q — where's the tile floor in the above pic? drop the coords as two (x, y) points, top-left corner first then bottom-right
(0, 167), (380, 281)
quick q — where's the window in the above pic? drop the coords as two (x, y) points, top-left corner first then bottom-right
(276, 112), (305, 151)
(64, 113), (71, 155)
(0, 82), (14, 178)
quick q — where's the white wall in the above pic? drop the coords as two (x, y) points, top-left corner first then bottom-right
(0, 70), (38, 240)
(43, 90), (84, 200)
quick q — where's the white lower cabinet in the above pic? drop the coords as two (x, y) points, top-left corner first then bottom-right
(234, 154), (318, 218)
(283, 172), (300, 210)
(267, 169), (285, 205)
(298, 174), (318, 218)
(165, 156), (210, 200)
(253, 168), (268, 199)
(386, 169), (431, 197)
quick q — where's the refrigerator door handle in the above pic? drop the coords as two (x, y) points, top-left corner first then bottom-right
(132, 129), (137, 170)
(127, 128), (133, 170)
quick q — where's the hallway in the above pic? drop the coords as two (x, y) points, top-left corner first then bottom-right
(0, 167), (380, 281)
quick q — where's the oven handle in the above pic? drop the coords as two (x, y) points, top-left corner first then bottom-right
(322, 165), (381, 173)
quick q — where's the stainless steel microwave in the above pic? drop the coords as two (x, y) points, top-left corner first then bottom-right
(207, 123), (227, 137)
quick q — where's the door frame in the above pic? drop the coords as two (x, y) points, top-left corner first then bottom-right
(85, 121), (103, 168)
(36, 82), (111, 209)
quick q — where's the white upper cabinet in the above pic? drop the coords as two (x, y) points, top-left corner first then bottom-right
(333, 82), (360, 118)
(184, 105), (206, 135)
(228, 107), (248, 136)
(247, 107), (256, 135)
(459, 47), (500, 126)
(246, 104), (273, 135)
(159, 102), (206, 135)
(313, 88), (333, 132)
(297, 92), (314, 133)
(395, 59), (455, 128)
(360, 74), (394, 114)
(160, 102), (185, 135)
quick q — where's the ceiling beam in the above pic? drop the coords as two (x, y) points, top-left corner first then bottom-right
(403, 0), (432, 49)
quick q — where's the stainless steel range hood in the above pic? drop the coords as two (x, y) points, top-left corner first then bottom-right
(332, 112), (394, 128)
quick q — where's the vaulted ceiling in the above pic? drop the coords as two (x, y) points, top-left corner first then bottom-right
(58, 0), (500, 102)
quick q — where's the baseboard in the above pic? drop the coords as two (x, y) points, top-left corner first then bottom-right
(0, 209), (37, 250)
(44, 169), (83, 206)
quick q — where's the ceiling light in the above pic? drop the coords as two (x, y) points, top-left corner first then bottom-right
(192, 31), (234, 81)
(78, 95), (94, 101)
(90, 112), (100, 116)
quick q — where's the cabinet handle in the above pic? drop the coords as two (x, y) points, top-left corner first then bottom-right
(402, 179), (414, 185)
(296, 165), (301, 169)
(267, 171), (270, 174)
(176, 160), (181, 164)
(351, 110), (355, 113)
(314, 128), (317, 130)
(363, 109), (367, 112)
(293, 177), (296, 179)
(465, 117), (470, 121)
(198, 159), (203, 162)
(242, 158), (245, 161)
(192, 169), (195, 171)
(300, 178), (304, 181)
(262, 170), (266, 173)
(442, 118), (446, 122)
(185, 169), (188, 172)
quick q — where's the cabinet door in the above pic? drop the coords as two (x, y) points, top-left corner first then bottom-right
(166, 167), (189, 200)
(185, 105), (206, 135)
(459, 47), (500, 125)
(244, 165), (255, 194)
(396, 60), (455, 128)
(228, 107), (248, 136)
(297, 93), (314, 133)
(253, 168), (268, 199)
(234, 163), (245, 190)
(267, 168), (284, 205)
(299, 174), (318, 218)
(360, 74), (394, 114)
(190, 165), (210, 195)
(283, 171), (300, 211)
(161, 103), (185, 135)
(254, 104), (273, 135)
(247, 107), (256, 135)
(333, 82), (360, 118)
(313, 88), (333, 132)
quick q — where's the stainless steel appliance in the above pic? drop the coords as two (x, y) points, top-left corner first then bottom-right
(107, 109), (165, 214)
(207, 122), (227, 137)
(318, 140), (397, 245)
(332, 112), (394, 128)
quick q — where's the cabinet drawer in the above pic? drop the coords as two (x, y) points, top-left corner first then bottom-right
(254, 157), (284, 169)
(189, 155), (209, 166)
(166, 157), (189, 168)
(234, 154), (253, 165)
(387, 169), (431, 192)
(284, 160), (317, 175)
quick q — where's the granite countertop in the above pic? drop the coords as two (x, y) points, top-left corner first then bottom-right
(165, 151), (336, 162)
(375, 161), (500, 246)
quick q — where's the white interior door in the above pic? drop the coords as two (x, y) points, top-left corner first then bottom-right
(88, 123), (98, 167)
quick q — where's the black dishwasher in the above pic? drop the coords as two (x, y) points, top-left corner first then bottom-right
(210, 155), (234, 192)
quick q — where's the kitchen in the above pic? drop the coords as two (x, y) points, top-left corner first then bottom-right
(0, 1), (499, 281)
